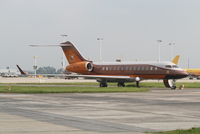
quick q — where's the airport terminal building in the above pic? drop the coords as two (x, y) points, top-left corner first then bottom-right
(0, 68), (20, 77)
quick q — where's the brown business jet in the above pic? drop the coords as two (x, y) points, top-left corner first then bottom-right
(31, 41), (188, 89)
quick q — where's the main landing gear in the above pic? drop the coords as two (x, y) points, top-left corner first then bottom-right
(136, 81), (140, 88)
(99, 82), (107, 87)
(117, 82), (125, 87)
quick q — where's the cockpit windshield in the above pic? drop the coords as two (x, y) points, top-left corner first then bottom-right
(165, 65), (179, 69)
(172, 65), (178, 68)
(165, 65), (172, 68)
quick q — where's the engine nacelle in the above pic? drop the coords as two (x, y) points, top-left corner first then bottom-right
(66, 62), (94, 73)
(85, 62), (93, 72)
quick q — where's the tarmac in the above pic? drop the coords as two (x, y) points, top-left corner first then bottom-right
(0, 88), (200, 134)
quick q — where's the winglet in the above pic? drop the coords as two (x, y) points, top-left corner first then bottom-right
(172, 55), (180, 65)
(16, 65), (27, 75)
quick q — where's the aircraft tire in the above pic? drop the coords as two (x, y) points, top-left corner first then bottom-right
(171, 86), (176, 90)
(100, 83), (107, 87)
(117, 82), (125, 87)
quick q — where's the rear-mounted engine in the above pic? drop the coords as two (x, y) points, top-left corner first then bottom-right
(85, 62), (93, 72)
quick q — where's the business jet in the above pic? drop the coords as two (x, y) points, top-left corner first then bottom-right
(30, 41), (188, 89)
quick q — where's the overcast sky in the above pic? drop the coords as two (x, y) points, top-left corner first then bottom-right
(0, 0), (200, 70)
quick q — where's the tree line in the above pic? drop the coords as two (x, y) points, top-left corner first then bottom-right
(35, 66), (66, 74)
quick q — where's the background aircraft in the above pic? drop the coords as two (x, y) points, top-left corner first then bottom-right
(172, 56), (200, 80)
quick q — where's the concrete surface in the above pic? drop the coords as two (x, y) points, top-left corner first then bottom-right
(0, 89), (200, 134)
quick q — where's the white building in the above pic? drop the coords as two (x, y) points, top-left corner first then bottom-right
(0, 68), (20, 77)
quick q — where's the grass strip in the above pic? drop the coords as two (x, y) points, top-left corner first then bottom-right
(0, 86), (148, 94)
(0, 82), (99, 86)
(150, 127), (200, 134)
(1, 82), (200, 88)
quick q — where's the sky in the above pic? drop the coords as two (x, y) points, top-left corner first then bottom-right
(0, 0), (200, 70)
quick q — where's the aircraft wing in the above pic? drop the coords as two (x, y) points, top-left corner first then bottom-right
(16, 65), (137, 81)
(65, 74), (136, 82)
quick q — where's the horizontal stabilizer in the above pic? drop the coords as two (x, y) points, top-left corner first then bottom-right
(30, 41), (73, 47)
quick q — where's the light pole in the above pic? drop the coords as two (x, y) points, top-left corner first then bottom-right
(168, 43), (175, 60)
(157, 40), (162, 62)
(61, 54), (65, 69)
(33, 56), (38, 78)
(187, 57), (190, 69)
(61, 34), (68, 69)
(97, 38), (103, 62)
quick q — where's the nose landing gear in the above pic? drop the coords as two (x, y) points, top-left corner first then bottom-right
(163, 79), (176, 89)
(135, 77), (140, 88)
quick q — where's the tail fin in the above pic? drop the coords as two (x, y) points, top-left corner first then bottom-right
(16, 65), (27, 75)
(172, 55), (180, 65)
(60, 41), (89, 64)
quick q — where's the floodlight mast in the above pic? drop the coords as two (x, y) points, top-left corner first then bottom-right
(157, 40), (162, 62)
(168, 43), (175, 60)
(97, 38), (103, 62)
(33, 56), (38, 78)
(60, 35), (68, 69)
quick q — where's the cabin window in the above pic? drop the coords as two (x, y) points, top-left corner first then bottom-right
(131, 66), (133, 70)
(150, 66), (153, 70)
(126, 66), (129, 71)
(102, 67), (105, 71)
(155, 67), (158, 70)
(165, 65), (172, 68)
(106, 67), (109, 71)
(141, 66), (144, 70)
(137, 66), (140, 71)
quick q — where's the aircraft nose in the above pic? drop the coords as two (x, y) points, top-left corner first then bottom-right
(178, 70), (189, 78)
